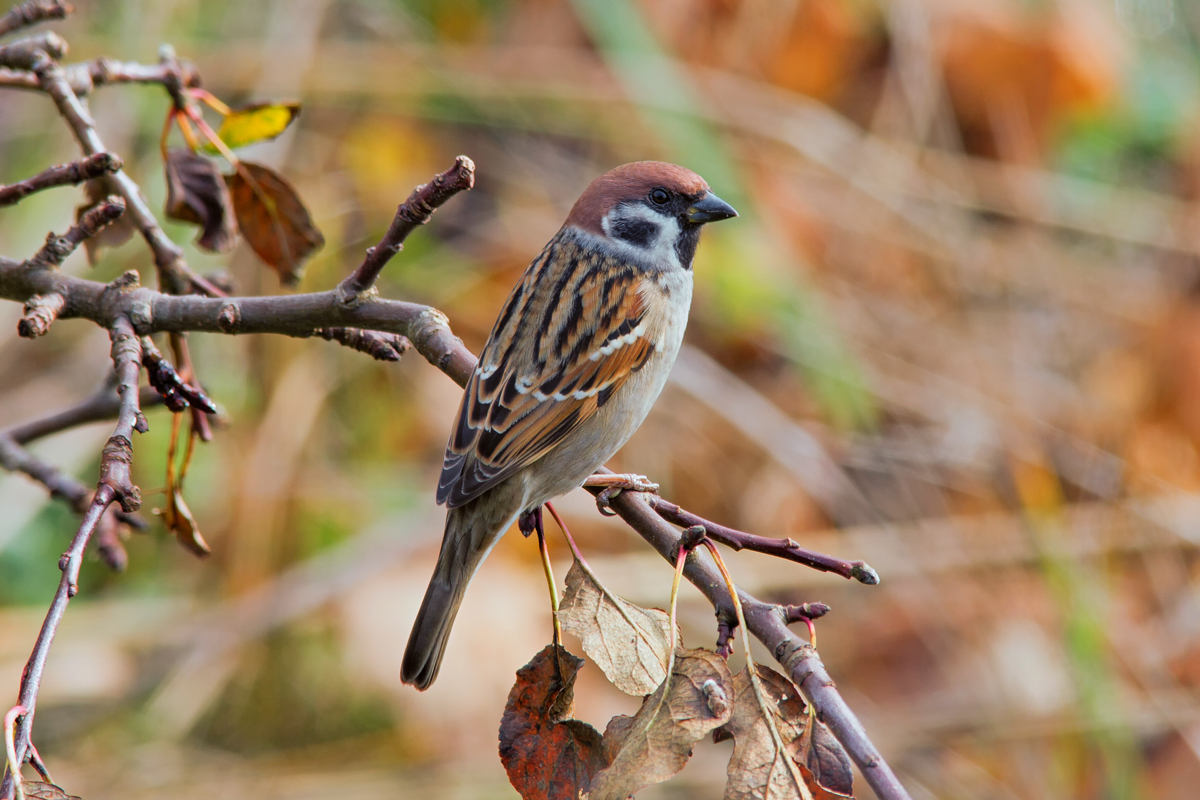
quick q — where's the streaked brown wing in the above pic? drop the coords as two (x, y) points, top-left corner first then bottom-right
(437, 235), (656, 508)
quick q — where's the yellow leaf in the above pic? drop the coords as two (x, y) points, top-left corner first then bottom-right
(201, 102), (300, 153)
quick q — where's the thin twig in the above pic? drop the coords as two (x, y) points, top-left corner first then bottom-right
(336, 155), (476, 302)
(16, 293), (65, 338)
(25, 196), (125, 268)
(645, 493), (879, 584)
(311, 327), (411, 362)
(0, 0), (70, 38)
(0, 31), (63, 69)
(0, 152), (121, 207)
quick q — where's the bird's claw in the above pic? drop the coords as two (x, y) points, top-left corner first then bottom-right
(587, 473), (659, 517)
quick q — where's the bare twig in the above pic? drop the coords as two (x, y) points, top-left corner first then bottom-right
(0, 152), (121, 207)
(0, 55), (200, 94)
(140, 336), (217, 414)
(645, 492), (880, 584)
(3, 382), (160, 446)
(0, 0), (70, 38)
(16, 293), (64, 338)
(312, 327), (411, 362)
(25, 195), (125, 269)
(336, 155), (476, 302)
(0, 31), (62, 68)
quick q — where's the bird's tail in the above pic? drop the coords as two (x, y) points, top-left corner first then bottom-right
(401, 498), (517, 690)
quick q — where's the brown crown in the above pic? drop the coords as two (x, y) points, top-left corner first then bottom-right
(565, 161), (709, 235)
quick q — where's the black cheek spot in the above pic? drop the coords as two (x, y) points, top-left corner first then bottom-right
(611, 216), (659, 248)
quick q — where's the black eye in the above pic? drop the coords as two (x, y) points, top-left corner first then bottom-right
(649, 187), (670, 205)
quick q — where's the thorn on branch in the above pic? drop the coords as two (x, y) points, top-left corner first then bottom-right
(312, 327), (410, 362)
(337, 155), (476, 301)
(0, 152), (121, 207)
(26, 196), (125, 268)
(0, 30), (65, 69)
(17, 293), (65, 338)
(140, 337), (217, 413)
(0, 1), (71, 39)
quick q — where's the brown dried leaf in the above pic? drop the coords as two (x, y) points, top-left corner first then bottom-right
(586, 648), (733, 800)
(499, 644), (606, 800)
(225, 162), (324, 285)
(158, 487), (210, 557)
(559, 560), (674, 696)
(76, 179), (135, 265)
(24, 782), (81, 800)
(719, 665), (830, 800)
(798, 765), (855, 800)
(164, 148), (236, 253)
(794, 700), (854, 798)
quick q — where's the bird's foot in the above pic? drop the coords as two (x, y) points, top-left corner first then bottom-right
(582, 473), (659, 517)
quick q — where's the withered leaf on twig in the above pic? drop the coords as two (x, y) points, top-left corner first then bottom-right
(225, 162), (324, 285)
(717, 665), (854, 800)
(499, 644), (605, 800)
(164, 148), (236, 253)
(76, 179), (135, 265)
(158, 486), (210, 558)
(559, 560), (674, 696)
(24, 781), (82, 800)
(200, 102), (300, 153)
(794, 698), (854, 798)
(586, 647), (733, 800)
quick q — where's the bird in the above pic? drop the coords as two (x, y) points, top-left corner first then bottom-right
(401, 161), (738, 690)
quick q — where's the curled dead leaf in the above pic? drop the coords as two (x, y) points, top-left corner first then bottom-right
(164, 148), (236, 253)
(76, 179), (135, 265)
(559, 560), (674, 696)
(24, 782), (81, 800)
(158, 487), (210, 558)
(225, 162), (324, 285)
(499, 644), (606, 800)
(200, 102), (300, 154)
(795, 698), (854, 798)
(586, 647), (733, 800)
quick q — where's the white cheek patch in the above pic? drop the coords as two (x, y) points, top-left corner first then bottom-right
(601, 204), (683, 271)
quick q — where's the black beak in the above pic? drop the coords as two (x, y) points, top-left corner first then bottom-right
(686, 191), (738, 224)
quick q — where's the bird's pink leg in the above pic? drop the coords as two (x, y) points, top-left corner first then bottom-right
(581, 473), (659, 516)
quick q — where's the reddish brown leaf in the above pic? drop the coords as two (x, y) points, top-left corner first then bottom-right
(164, 148), (236, 253)
(588, 648), (733, 800)
(799, 764), (855, 800)
(76, 179), (135, 265)
(157, 486), (210, 557)
(225, 162), (324, 285)
(499, 644), (605, 800)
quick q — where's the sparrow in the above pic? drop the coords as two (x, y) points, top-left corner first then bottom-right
(401, 161), (737, 690)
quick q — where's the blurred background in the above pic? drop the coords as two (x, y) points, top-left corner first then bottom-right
(3, 0), (1200, 797)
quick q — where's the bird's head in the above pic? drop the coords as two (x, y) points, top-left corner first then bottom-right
(565, 161), (738, 270)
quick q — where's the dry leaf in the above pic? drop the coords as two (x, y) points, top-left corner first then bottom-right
(158, 487), (210, 557)
(225, 162), (324, 285)
(798, 765), (854, 800)
(586, 647), (733, 800)
(499, 644), (606, 800)
(559, 560), (674, 696)
(24, 782), (81, 800)
(164, 148), (236, 253)
(794, 700), (853, 798)
(718, 665), (854, 800)
(76, 179), (135, 265)
(200, 102), (300, 153)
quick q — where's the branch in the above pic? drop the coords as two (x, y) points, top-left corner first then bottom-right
(336, 155), (475, 301)
(311, 327), (411, 362)
(595, 487), (912, 800)
(0, 152), (120, 207)
(0, 54), (201, 94)
(645, 493), (880, 584)
(0, 0), (70, 38)
(1, 319), (145, 796)
(0, 31), (63, 68)
(25, 195), (124, 269)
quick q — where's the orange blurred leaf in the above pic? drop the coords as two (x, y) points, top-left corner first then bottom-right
(226, 162), (324, 285)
